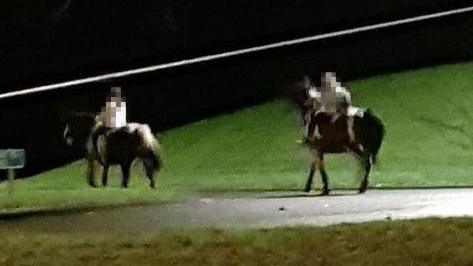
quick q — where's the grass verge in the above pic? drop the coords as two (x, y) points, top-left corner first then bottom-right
(1, 218), (472, 265)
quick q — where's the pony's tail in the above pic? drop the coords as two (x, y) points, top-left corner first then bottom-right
(136, 125), (162, 171)
(145, 148), (162, 173)
(363, 109), (385, 165)
(151, 142), (162, 172)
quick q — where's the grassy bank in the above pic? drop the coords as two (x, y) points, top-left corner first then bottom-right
(2, 61), (473, 210)
(1, 218), (472, 265)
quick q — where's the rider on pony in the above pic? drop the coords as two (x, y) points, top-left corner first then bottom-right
(308, 72), (355, 144)
(92, 87), (127, 150)
(97, 86), (127, 129)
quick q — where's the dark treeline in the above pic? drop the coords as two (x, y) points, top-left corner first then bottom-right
(1, 0), (471, 89)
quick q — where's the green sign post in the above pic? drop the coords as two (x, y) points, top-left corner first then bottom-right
(0, 149), (25, 200)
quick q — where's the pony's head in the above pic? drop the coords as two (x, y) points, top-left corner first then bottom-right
(63, 112), (97, 148)
(290, 75), (314, 113)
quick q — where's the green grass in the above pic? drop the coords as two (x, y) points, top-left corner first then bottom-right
(2, 61), (473, 210)
(1, 218), (473, 265)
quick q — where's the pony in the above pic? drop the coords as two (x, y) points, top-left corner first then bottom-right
(63, 112), (162, 188)
(291, 75), (385, 195)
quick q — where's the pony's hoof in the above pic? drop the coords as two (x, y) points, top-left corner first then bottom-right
(358, 183), (368, 193)
(88, 182), (98, 188)
(303, 187), (311, 193)
(320, 189), (330, 196)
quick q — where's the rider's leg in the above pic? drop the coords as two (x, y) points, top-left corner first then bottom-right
(340, 105), (355, 143)
(330, 112), (340, 123)
(347, 115), (355, 143)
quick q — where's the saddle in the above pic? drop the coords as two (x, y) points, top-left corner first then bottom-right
(90, 125), (129, 155)
(305, 107), (366, 145)
(347, 106), (365, 118)
(313, 106), (365, 119)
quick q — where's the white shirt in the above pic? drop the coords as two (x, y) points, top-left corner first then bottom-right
(104, 100), (127, 128)
(308, 84), (352, 113)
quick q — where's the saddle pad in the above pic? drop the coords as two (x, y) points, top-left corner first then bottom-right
(348, 106), (365, 117)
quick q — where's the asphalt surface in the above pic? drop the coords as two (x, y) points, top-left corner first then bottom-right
(1, 189), (473, 233)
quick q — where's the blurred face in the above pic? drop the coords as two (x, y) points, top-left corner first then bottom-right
(111, 87), (121, 98)
(110, 96), (118, 104)
(321, 72), (337, 90)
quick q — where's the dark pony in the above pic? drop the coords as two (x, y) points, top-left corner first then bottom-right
(291, 75), (385, 195)
(63, 112), (162, 188)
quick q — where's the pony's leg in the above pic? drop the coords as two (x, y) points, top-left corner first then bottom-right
(318, 153), (330, 195)
(143, 158), (156, 188)
(120, 162), (132, 188)
(141, 149), (161, 188)
(145, 166), (156, 188)
(304, 161), (316, 192)
(305, 151), (328, 194)
(101, 165), (109, 187)
(86, 158), (97, 187)
(351, 148), (371, 193)
(359, 155), (371, 193)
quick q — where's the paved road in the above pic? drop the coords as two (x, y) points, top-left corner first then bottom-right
(1, 189), (473, 233)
